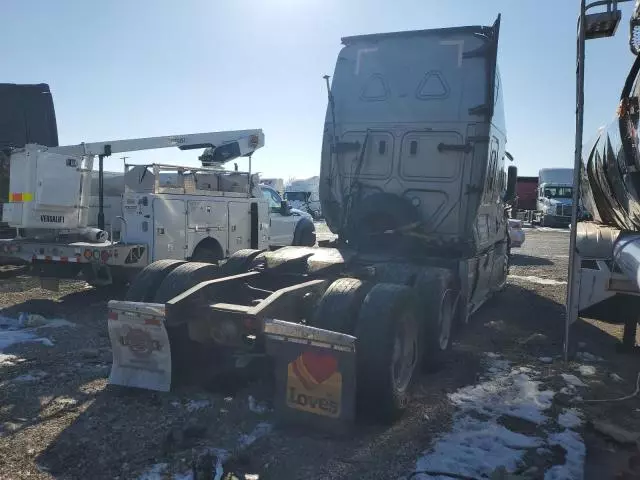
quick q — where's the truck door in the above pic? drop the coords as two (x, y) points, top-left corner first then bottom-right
(228, 202), (251, 254)
(471, 137), (502, 306)
(153, 198), (187, 261)
(262, 186), (298, 246)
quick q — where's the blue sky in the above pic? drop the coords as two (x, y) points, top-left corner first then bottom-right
(2, 0), (637, 178)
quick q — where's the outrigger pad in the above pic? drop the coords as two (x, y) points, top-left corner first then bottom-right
(264, 319), (356, 434)
(107, 300), (172, 392)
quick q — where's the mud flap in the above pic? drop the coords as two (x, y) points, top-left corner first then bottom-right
(107, 300), (172, 392)
(264, 319), (356, 434)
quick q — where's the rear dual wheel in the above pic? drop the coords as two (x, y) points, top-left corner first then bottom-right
(313, 279), (422, 423)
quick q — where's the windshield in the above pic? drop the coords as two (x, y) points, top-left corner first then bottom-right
(544, 187), (573, 199)
(284, 191), (309, 202)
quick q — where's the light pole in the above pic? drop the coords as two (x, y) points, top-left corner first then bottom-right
(566, 0), (632, 361)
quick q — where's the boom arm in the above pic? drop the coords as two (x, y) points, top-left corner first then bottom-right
(49, 129), (264, 163)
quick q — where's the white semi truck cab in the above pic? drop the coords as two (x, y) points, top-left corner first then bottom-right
(536, 168), (576, 227)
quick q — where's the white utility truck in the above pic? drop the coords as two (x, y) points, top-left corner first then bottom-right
(107, 17), (517, 429)
(0, 130), (277, 289)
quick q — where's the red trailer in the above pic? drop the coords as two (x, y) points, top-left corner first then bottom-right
(515, 176), (538, 212)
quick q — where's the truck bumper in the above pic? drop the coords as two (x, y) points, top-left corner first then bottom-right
(107, 303), (359, 431)
(0, 239), (148, 275)
(542, 214), (571, 227)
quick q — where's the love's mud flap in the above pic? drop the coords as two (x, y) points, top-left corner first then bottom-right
(107, 300), (172, 392)
(264, 319), (356, 434)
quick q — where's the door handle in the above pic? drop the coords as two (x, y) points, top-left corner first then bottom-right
(438, 143), (473, 153)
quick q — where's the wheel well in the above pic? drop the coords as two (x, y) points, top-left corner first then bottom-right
(191, 237), (224, 261)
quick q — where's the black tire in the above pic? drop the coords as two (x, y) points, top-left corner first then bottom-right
(355, 283), (420, 423)
(311, 278), (372, 334)
(153, 262), (222, 384)
(124, 259), (186, 302)
(415, 268), (458, 371)
(219, 249), (264, 276)
(191, 241), (224, 264)
(154, 262), (221, 305)
(293, 220), (316, 247)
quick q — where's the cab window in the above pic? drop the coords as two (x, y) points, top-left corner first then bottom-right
(261, 187), (282, 212)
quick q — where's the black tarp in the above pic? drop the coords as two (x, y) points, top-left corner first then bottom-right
(0, 83), (58, 150)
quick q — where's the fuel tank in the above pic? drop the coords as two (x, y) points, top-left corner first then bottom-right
(581, 55), (640, 231)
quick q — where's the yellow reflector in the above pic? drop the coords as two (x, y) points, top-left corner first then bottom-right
(9, 192), (34, 202)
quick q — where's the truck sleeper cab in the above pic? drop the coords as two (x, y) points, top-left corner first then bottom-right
(108, 17), (517, 427)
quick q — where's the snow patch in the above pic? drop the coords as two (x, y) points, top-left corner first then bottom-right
(558, 409), (583, 430)
(248, 395), (268, 414)
(561, 374), (588, 388)
(414, 354), (585, 479)
(0, 353), (20, 365)
(13, 370), (47, 382)
(576, 351), (602, 363)
(138, 463), (168, 480)
(577, 365), (596, 377)
(0, 316), (72, 353)
(185, 400), (211, 412)
(508, 275), (567, 285)
(539, 357), (553, 364)
(545, 430), (586, 480)
(239, 422), (272, 448)
(450, 366), (554, 425)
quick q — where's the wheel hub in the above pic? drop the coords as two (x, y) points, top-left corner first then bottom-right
(391, 311), (418, 393)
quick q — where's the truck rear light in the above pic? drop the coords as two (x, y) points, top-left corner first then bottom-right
(101, 250), (110, 263)
(84, 249), (92, 260)
(108, 311), (118, 321)
(93, 249), (100, 260)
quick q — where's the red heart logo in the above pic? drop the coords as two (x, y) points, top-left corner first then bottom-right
(299, 351), (338, 385)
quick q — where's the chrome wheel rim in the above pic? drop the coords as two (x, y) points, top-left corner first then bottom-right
(439, 290), (454, 350)
(391, 311), (419, 393)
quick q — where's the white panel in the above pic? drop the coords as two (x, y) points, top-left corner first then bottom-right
(228, 202), (250, 254)
(153, 198), (186, 261)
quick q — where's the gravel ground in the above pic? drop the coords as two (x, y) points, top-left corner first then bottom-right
(0, 226), (639, 479)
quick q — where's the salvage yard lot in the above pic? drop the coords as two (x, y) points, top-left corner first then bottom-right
(1, 227), (640, 479)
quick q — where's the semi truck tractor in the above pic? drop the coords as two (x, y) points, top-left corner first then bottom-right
(107, 17), (517, 425)
(536, 168), (576, 227)
(284, 176), (321, 219)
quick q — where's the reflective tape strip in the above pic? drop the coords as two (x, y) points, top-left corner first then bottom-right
(9, 192), (34, 202)
(32, 255), (79, 263)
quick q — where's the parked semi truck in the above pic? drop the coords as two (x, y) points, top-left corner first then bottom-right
(568, 2), (640, 350)
(108, 17), (516, 425)
(514, 168), (584, 226)
(259, 177), (284, 195)
(284, 176), (321, 218)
